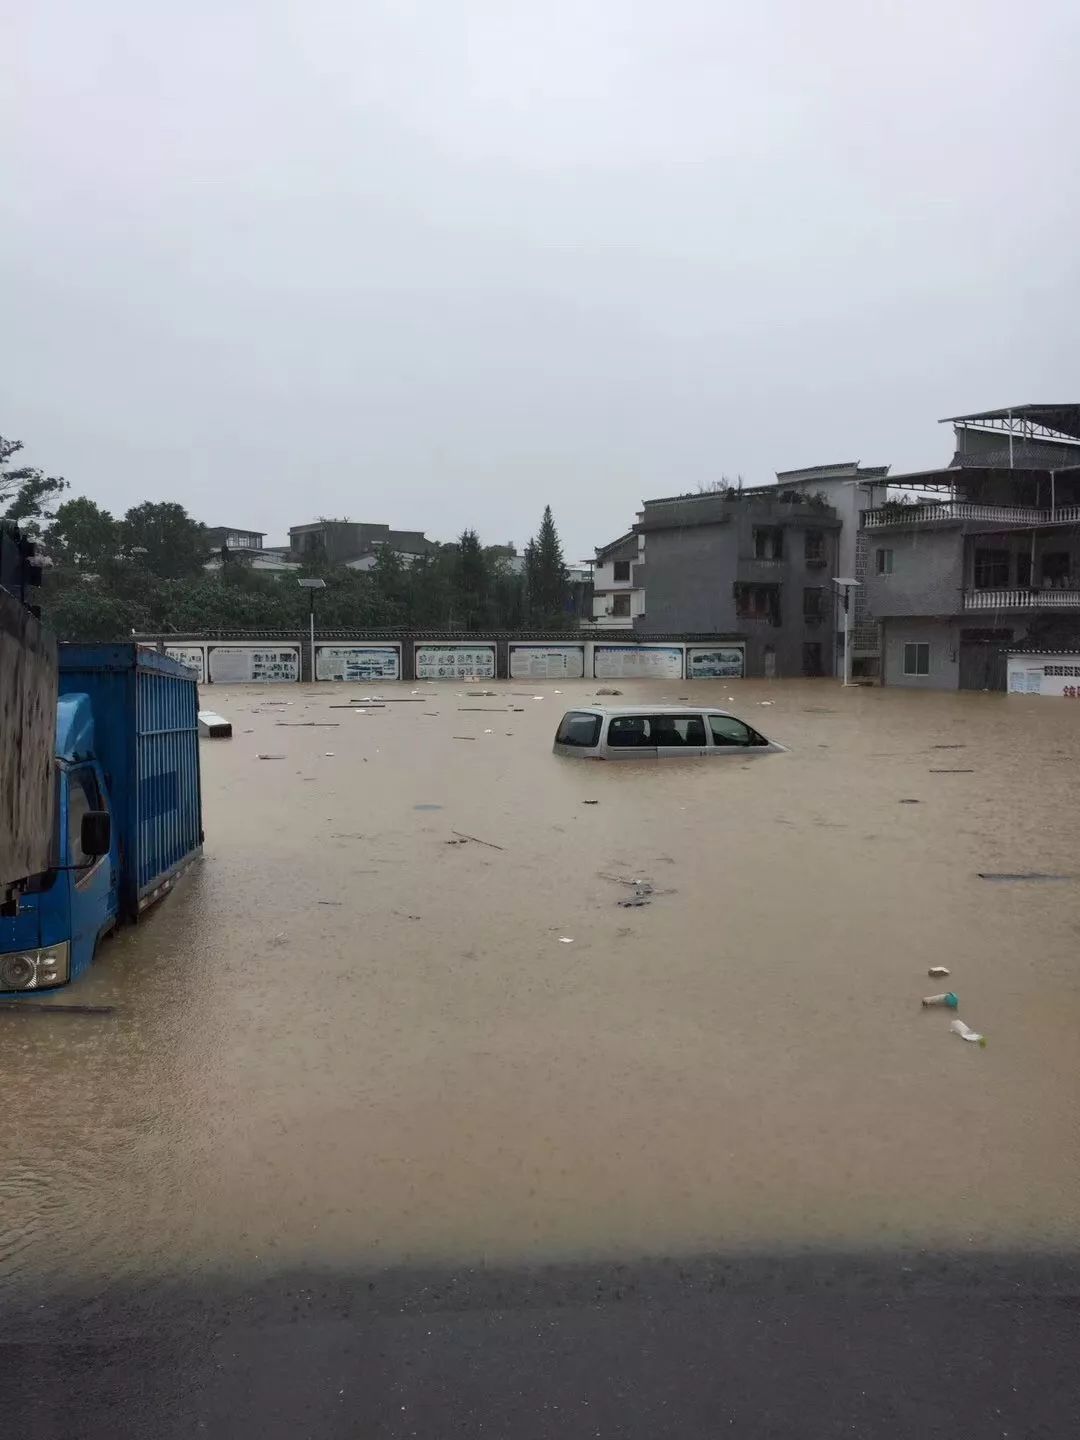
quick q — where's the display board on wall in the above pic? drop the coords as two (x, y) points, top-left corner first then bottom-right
(315, 644), (400, 682)
(1007, 653), (1080, 697)
(165, 646), (206, 683)
(207, 645), (300, 684)
(508, 644), (585, 680)
(686, 645), (745, 679)
(415, 643), (496, 680)
(593, 645), (684, 680)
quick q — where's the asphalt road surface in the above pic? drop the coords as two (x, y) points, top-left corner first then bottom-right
(6, 1252), (1080, 1438)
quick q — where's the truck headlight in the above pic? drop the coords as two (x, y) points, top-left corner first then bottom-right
(0, 943), (71, 991)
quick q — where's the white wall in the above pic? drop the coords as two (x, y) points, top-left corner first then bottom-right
(1007, 654), (1080, 697)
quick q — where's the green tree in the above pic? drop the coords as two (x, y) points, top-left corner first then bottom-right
(370, 546), (409, 624)
(451, 529), (490, 630)
(45, 497), (119, 570)
(121, 501), (207, 579)
(403, 548), (451, 627)
(486, 549), (525, 629)
(0, 436), (67, 533)
(45, 583), (136, 641)
(527, 505), (570, 627)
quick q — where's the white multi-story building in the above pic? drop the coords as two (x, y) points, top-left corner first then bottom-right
(583, 531), (645, 629)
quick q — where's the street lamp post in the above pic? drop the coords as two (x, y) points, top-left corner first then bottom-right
(832, 577), (861, 687)
(297, 578), (326, 683)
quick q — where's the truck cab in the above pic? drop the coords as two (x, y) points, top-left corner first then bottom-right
(0, 695), (114, 992)
(0, 643), (202, 997)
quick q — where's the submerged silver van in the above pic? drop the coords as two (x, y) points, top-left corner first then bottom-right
(552, 706), (786, 760)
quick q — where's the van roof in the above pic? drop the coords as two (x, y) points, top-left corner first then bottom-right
(568, 705), (735, 719)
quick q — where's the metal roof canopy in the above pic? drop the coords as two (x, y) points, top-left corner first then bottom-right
(941, 404), (1080, 444)
(882, 463), (1080, 492)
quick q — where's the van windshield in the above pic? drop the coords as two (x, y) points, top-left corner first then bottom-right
(555, 712), (602, 747)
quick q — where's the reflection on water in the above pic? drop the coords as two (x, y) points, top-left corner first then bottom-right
(3, 679), (1080, 1291)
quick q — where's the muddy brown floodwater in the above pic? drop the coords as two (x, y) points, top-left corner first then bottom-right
(3, 678), (1080, 1297)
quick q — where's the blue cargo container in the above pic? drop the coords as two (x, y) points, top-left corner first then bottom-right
(0, 644), (203, 995)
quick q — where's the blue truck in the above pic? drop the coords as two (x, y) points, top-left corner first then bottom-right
(0, 644), (203, 995)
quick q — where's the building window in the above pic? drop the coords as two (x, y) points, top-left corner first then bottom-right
(876, 548), (894, 575)
(1041, 552), (1071, 587)
(903, 642), (930, 676)
(804, 531), (825, 564)
(612, 560), (631, 581)
(734, 583), (780, 624)
(802, 642), (823, 676)
(610, 592), (631, 617)
(1017, 552), (1032, 588)
(803, 587), (825, 620)
(973, 548), (1009, 588)
(753, 527), (784, 560)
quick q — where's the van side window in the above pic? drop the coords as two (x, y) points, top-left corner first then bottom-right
(708, 715), (767, 747)
(607, 716), (652, 748)
(649, 715), (706, 746)
(555, 712), (602, 748)
(68, 768), (104, 869)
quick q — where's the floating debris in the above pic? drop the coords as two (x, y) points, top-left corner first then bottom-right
(451, 829), (504, 851)
(928, 966), (951, 978)
(256, 753), (286, 761)
(978, 872), (1073, 882)
(198, 711), (232, 738)
(558, 937), (575, 944)
(929, 768), (975, 774)
(950, 1019), (987, 1047)
(0, 1002), (117, 1015)
(922, 992), (959, 1009)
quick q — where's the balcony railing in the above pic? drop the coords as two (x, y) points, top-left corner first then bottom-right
(963, 587), (1080, 610)
(864, 503), (1080, 529)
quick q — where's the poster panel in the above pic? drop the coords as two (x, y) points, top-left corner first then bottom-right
(315, 645), (400, 682)
(415, 643), (496, 681)
(593, 645), (683, 680)
(686, 645), (745, 680)
(165, 646), (206, 683)
(508, 645), (585, 680)
(1007, 653), (1080, 697)
(207, 645), (300, 684)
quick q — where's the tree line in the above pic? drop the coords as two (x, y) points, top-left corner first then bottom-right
(1, 433), (577, 640)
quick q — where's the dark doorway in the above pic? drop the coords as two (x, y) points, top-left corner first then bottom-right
(959, 631), (1010, 691)
(802, 641), (824, 677)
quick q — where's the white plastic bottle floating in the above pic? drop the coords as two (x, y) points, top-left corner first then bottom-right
(950, 1019), (987, 1047)
(922, 992), (959, 1009)
(928, 966), (950, 978)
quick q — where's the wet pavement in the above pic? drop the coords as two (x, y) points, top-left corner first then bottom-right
(3, 678), (1080, 1433)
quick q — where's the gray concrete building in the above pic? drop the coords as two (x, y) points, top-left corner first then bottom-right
(771, 463), (890, 676)
(863, 404), (1080, 689)
(634, 489), (842, 677)
(288, 520), (436, 569)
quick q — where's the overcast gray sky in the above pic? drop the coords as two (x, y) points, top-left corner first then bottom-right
(4, 0), (1078, 558)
